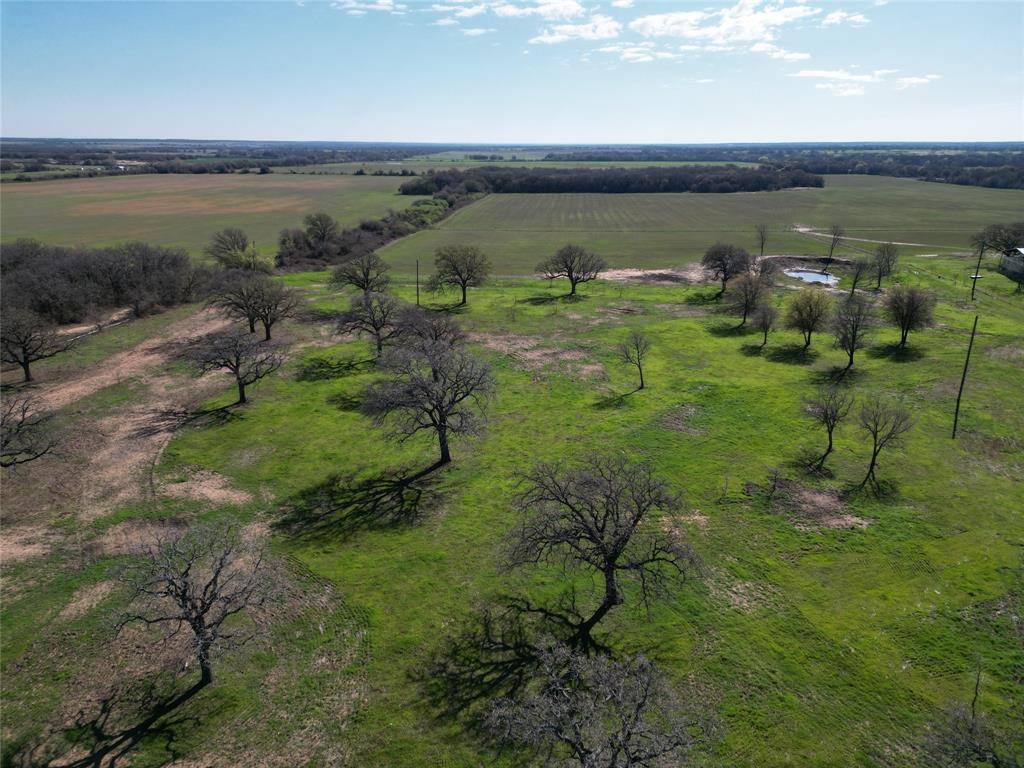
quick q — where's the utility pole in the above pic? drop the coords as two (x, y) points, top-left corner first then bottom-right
(952, 314), (979, 439)
(416, 258), (420, 306)
(970, 246), (985, 301)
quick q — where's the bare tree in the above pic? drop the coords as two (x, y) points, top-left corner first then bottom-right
(701, 243), (753, 297)
(726, 273), (768, 325)
(428, 246), (491, 306)
(117, 524), (267, 686)
(538, 245), (607, 296)
(752, 303), (778, 347)
(1, 309), (75, 382)
(363, 343), (493, 466)
(203, 228), (270, 272)
(873, 243), (898, 290)
(251, 280), (300, 341)
(486, 640), (713, 768)
(395, 305), (466, 351)
(856, 395), (912, 493)
(831, 296), (876, 371)
(884, 285), (936, 348)
(191, 330), (284, 404)
(209, 272), (264, 333)
(754, 223), (770, 260)
(823, 224), (844, 274)
(847, 259), (871, 295)
(337, 292), (404, 357)
(330, 252), (391, 295)
(1, 394), (58, 468)
(617, 331), (650, 390)
(806, 386), (853, 470)
(507, 455), (697, 650)
(784, 288), (833, 349)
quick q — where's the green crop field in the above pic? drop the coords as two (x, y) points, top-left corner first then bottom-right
(380, 175), (1024, 273)
(0, 173), (425, 254)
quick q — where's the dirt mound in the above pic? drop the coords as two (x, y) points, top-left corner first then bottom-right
(162, 470), (253, 507)
(770, 479), (869, 530)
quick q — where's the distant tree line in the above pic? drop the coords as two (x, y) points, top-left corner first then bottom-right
(400, 166), (823, 196)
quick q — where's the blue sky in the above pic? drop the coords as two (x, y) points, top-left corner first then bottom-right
(2, 0), (1021, 142)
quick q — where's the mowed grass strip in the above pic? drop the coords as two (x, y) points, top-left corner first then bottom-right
(380, 175), (1024, 273)
(0, 173), (426, 254)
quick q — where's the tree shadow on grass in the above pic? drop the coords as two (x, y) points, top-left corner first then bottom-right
(417, 592), (610, 724)
(295, 355), (372, 382)
(867, 344), (925, 363)
(810, 366), (867, 386)
(276, 465), (440, 543)
(684, 290), (722, 307)
(707, 322), (750, 338)
(764, 344), (819, 365)
(325, 391), (364, 412)
(593, 388), (639, 410)
(740, 343), (767, 357)
(7, 674), (205, 768)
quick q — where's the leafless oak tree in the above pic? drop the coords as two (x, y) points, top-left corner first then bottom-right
(428, 245), (491, 305)
(506, 455), (697, 650)
(831, 296), (876, 371)
(330, 252), (391, 295)
(363, 343), (493, 466)
(251, 280), (300, 341)
(1, 394), (58, 468)
(486, 640), (713, 768)
(395, 305), (466, 351)
(873, 243), (898, 289)
(337, 292), (404, 357)
(726, 273), (768, 325)
(209, 272), (264, 334)
(117, 524), (267, 686)
(752, 303), (778, 347)
(884, 285), (936, 348)
(538, 245), (607, 296)
(701, 243), (753, 298)
(856, 395), (912, 493)
(847, 259), (871, 295)
(1, 309), (75, 382)
(806, 386), (853, 470)
(617, 331), (650, 390)
(784, 288), (832, 349)
(191, 330), (284, 404)
(823, 224), (844, 274)
(754, 223), (770, 260)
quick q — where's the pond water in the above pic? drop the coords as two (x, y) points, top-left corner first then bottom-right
(784, 269), (840, 286)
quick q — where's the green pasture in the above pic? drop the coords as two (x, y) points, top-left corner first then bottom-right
(3, 245), (1021, 765)
(0, 173), (426, 254)
(379, 175), (1024, 273)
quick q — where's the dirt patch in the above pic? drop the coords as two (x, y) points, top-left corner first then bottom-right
(33, 307), (231, 413)
(987, 345), (1024, 363)
(0, 523), (55, 563)
(770, 479), (869, 530)
(654, 303), (711, 318)
(710, 578), (776, 612)
(601, 265), (709, 284)
(58, 580), (117, 621)
(87, 518), (188, 558)
(162, 469), (253, 507)
(596, 304), (645, 316)
(661, 404), (706, 436)
(468, 332), (601, 379)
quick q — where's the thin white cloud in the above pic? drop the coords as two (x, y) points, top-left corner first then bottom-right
(630, 1), (821, 45)
(429, 3), (487, 17)
(530, 14), (621, 44)
(750, 41), (809, 61)
(791, 67), (940, 95)
(493, 0), (585, 21)
(461, 26), (496, 35)
(821, 10), (870, 26)
(896, 74), (941, 88)
(331, 0), (407, 13)
(696, 78), (715, 83)
(611, 0), (634, 7)
(598, 41), (679, 62)
(432, 17), (459, 25)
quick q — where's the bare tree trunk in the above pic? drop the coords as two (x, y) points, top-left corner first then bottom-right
(816, 430), (834, 469)
(803, 331), (812, 349)
(638, 364), (644, 390)
(237, 379), (247, 404)
(575, 569), (621, 650)
(460, 283), (467, 306)
(761, 327), (769, 347)
(437, 426), (451, 465)
(569, 278), (578, 296)
(858, 449), (879, 491)
(262, 321), (272, 341)
(248, 317), (256, 333)
(20, 360), (32, 382)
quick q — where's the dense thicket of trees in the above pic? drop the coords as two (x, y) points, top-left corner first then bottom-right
(400, 166), (822, 196)
(1, 239), (208, 324)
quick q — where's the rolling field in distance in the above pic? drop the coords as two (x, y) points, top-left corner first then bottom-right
(0, 173), (425, 254)
(276, 158), (760, 174)
(380, 175), (1024, 273)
